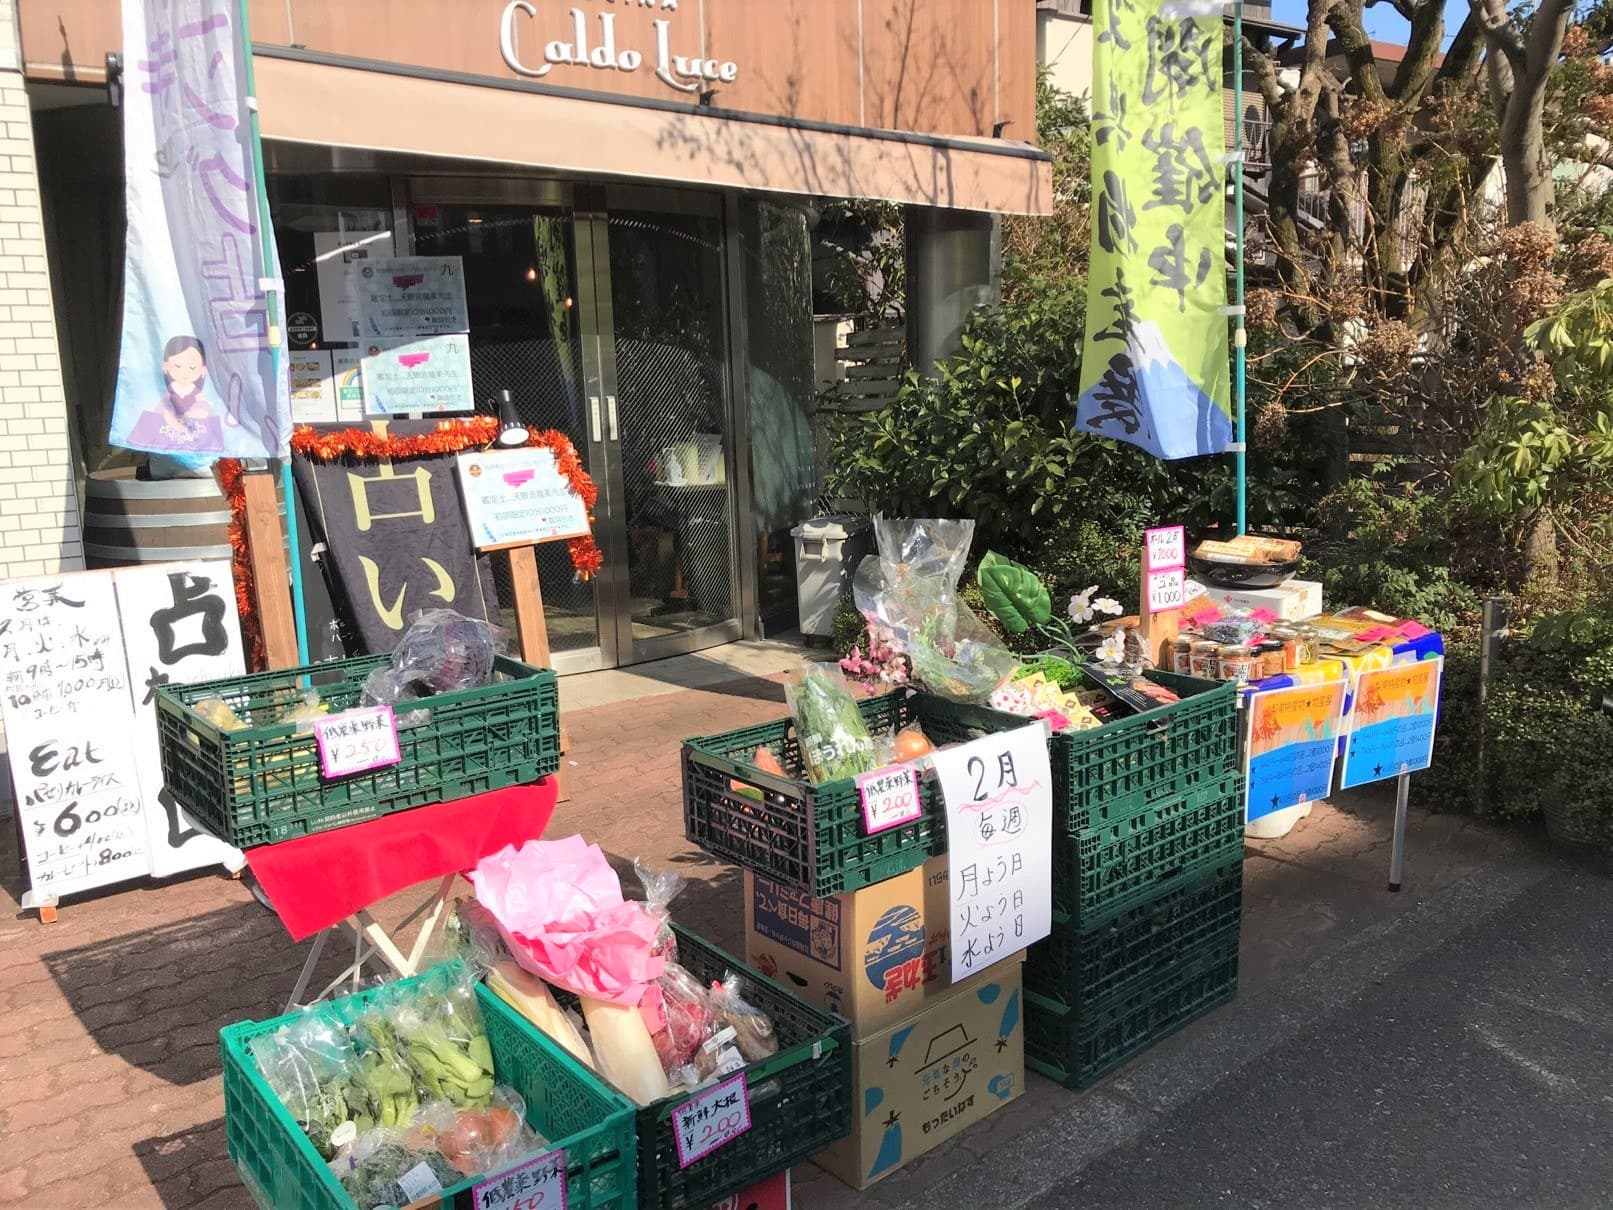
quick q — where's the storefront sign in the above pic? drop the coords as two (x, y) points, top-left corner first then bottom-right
(1340, 658), (1443, 789)
(500, 2), (739, 94)
(291, 421), (500, 652)
(113, 562), (247, 880)
(361, 334), (476, 416)
(289, 350), (338, 424)
(1075, 0), (1233, 459)
(932, 724), (1052, 982)
(357, 255), (470, 339)
(1244, 680), (1347, 822)
(330, 349), (366, 422)
(110, 0), (291, 461)
(0, 564), (247, 908)
(455, 447), (592, 550)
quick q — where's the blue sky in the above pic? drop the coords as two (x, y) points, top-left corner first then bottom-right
(1269, 0), (1474, 48)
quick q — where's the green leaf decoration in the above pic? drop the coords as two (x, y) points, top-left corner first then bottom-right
(976, 551), (1052, 634)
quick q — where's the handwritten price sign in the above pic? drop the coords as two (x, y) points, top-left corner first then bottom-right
(672, 1073), (752, 1168)
(473, 1147), (568, 1210)
(313, 706), (401, 779)
(857, 764), (922, 834)
(1146, 567), (1186, 614)
(1145, 525), (1186, 571)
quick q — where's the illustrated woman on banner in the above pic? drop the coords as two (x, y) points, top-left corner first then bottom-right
(119, 335), (231, 478)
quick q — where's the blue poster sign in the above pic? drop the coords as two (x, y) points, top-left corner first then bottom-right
(1244, 681), (1347, 822)
(1339, 658), (1443, 790)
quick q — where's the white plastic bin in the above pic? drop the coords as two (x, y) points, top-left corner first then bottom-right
(790, 514), (873, 638)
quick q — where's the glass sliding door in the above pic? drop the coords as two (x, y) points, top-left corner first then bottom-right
(409, 180), (616, 672)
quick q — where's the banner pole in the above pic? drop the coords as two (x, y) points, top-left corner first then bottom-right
(237, 0), (309, 664)
(1233, 0), (1249, 536)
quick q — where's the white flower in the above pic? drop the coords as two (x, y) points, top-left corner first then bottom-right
(1095, 631), (1127, 664)
(1093, 596), (1124, 617)
(1067, 586), (1098, 624)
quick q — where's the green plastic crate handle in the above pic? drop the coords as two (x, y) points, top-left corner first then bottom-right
(684, 743), (799, 797)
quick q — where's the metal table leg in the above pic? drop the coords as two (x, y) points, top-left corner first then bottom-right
(1388, 772), (1410, 892)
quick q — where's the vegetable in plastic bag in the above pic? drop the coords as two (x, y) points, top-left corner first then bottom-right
(708, 971), (778, 1063)
(852, 518), (1017, 702)
(642, 961), (714, 1079)
(404, 1087), (544, 1178)
(337, 1128), (462, 1209)
(785, 661), (878, 783)
(249, 1007), (373, 1159)
(633, 858), (686, 959)
(391, 608), (503, 695)
(386, 965), (497, 1109)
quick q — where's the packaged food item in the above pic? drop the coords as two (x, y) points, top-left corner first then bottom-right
(249, 1007), (374, 1159)
(642, 961), (715, 1078)
(337, 1129), (463, 1208)
(1258, 641), (1286, 679)
(893, 725), (934, 761)
(403, 1087), (545, 1179)
(1218, 646), (1255, 684)
(381, 964), (497, 1109)
(1190, 641), (1221, 680)
(194, 696), (247, 731)
(634, 858), (687, 959)
(277, 689), (329, 726)
(1171, 635), (1195, 675)
(785, 661), (879, 783)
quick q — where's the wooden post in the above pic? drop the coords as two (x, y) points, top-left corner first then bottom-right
(505, 545), (569, 803)
(242, 470), (300, 669)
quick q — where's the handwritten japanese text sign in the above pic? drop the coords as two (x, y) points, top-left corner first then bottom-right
(314, 706), (401, 779)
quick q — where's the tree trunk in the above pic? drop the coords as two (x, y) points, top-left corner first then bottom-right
(1500, 107), (1554, 227)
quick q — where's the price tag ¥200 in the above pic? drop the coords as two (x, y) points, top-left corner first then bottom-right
(314, 705), (402, 779)
(672, 1073), (752, 1168)
(857, 764), (922, 834)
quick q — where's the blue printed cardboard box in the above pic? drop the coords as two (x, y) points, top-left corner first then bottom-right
(811, 960), (1025, 1190)
(743, 856), (953, 1039)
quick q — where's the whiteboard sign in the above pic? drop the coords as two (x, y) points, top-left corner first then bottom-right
(931, 724), (1053, 982)
(0, 574), (149, 903)
(315, 707), (402, 779)
(456, 446), (592, 551)
(113, 563), (246, 879)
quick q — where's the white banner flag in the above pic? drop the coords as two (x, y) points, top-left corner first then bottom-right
(111, 0), (289, 464)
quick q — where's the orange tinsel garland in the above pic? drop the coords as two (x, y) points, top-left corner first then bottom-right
(287, 417), (604, 578)
(214, 458), (267, 671)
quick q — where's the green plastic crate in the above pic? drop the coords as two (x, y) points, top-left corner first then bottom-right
(1053, 670), (1238, 835)
(1052, 772), (1246, 926)
(1023, 932), (1240, 1090)
(682, 690), (1026, 898)
(156, 654), (560, 848)
(221, 963), (638, 1210)
(550, 926), (851, 1209)
(1025, 858), (1243, 1011)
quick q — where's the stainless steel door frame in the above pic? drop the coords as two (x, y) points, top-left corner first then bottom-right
(594, 184), (744, 664)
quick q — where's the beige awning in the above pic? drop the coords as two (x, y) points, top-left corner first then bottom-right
(255, 54), (1053, 216)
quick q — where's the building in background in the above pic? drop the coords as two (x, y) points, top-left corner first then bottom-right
(6, 0), (1050, 673)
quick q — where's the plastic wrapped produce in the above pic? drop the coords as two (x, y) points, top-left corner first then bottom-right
(784, 661), (879, 783)
(707, 971), (778, 1063)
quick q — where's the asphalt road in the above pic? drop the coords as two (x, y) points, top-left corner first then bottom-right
(898, 859), (1613, 1210)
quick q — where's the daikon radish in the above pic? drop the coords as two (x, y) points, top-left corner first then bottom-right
(581, 995), (670, 1106)
(487, 960), (596, 1071)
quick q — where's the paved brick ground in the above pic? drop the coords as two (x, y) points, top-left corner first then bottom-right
(0, 674), (1539, 1208)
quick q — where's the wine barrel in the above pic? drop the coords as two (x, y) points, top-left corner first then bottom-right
(82, 467), (281, 568)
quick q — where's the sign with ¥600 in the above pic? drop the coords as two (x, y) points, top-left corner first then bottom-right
(1339, 657), (1443, 790)
(857, 764), (922, 834)
(455, 446), (592, 551)
(473, 1146), (568, 1210)
(672, 1072), (752, 1168)
(314, 706), (401, 779)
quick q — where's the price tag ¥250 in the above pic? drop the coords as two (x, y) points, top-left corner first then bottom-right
(857, 764), (922, 834)
(314, 705), (402, 779)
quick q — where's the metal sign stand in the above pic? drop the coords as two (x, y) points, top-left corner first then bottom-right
(1388, 772), (1412, 892)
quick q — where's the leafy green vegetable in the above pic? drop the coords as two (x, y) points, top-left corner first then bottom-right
(977, 552), (1052, 635)
(785, 662), (878, 783)
(341, 1142), (461, 1208)
(1014, 654), (1081, 689)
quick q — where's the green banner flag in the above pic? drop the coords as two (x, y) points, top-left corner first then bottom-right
(1076, 0), (1234, 459)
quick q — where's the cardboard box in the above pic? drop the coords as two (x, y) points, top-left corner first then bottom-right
(813, 962), (1025, 1190)
(1191, 577), (1323, 622)
(744, 857), (952, 1039)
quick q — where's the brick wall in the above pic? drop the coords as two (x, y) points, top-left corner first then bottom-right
(0, 0), (84, 582)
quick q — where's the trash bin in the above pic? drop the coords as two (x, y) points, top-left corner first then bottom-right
(791, 514), (873, 639)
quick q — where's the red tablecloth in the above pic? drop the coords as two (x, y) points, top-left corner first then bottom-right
(247, 780), (558, 941)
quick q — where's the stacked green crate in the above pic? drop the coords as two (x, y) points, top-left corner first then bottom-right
(1024, 672), (1246, 1089)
